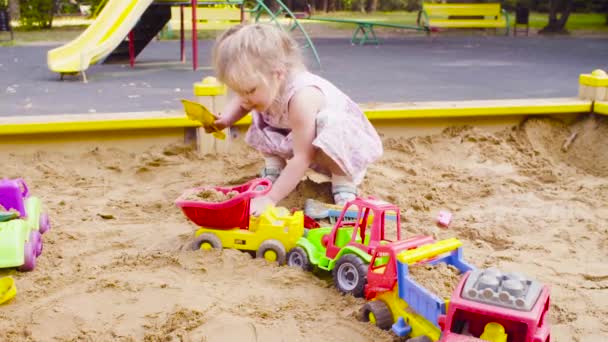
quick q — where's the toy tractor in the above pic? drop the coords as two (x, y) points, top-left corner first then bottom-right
(286, 197), (402, 297)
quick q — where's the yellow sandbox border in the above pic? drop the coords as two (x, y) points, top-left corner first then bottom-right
(594, 101), (608, 115)
(0, 98), (594, 136)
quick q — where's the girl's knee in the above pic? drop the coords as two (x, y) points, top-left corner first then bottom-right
(314, 149), (346, 176)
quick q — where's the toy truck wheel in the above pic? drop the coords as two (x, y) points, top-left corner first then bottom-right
(256, 240), (286, 265)
(191, 233), (222, 251)
(31, 231), (43, 257)
(360, 300), (393, 330)
(39, 213), (51, 234)
(406, 336), (432, 342)
(18, 240), (36, 272)
(332, 254), (368, 297)
(286, 247), (312, 271)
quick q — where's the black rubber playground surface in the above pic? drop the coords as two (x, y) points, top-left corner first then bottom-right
(1, 35), (607, 117)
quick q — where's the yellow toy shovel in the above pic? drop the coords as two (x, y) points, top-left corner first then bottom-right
(0, 276), (16, 304)
(181, 99), (226, 140)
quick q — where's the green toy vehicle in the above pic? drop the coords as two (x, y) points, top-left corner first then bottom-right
(0, 179), (50, 272)
(286, 197), (402, 297)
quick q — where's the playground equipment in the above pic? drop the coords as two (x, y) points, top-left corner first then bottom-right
(48, 0), (155, 81)
(0, 179), (51, 272)
(418, 3), (510, 36)
(47, 0), (242, 77)
(359, 238), (550, 341)
(175, 179), (305, 264)
(286, 197), (402, 297)
(47, 0), (319, 78)
(246, 0), (321, 67)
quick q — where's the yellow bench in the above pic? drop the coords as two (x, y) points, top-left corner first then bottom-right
(165, 5), (247, 33)
(418, 3), (510, 35)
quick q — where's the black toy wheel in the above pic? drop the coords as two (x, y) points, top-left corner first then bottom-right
(286, 247), (312, 271)
(360, 300), (393, 330)
(256, 240), (287, 265)
(191, 233), (222, 251)
(332, 254), (368, 297)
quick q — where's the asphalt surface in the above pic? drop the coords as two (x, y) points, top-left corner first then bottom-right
(1, 35), (607, 116)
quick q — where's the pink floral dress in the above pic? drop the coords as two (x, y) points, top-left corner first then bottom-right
(245, 71), (383, 184)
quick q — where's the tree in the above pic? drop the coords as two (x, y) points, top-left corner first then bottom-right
(539, 0), (573, 34)
(8, 0), (19, 20)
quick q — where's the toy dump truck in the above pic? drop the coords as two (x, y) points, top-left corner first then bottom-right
(287, 197), (403, 297)
(176, 179), (305, 265)
(361, 238), (474, 340)
(0, 178), (50, 272)
(360, 238), (551, 342)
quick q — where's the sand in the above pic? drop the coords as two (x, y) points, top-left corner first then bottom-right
(0, 114), (607, 341)
(183, 189), (240, 203)
(409, 263), (462, 300)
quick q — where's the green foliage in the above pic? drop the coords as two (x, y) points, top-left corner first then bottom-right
(55, 0), (79, 15)
(378, 0), (412, 12)
(305, 0), (608, 13)
(0, 0), (7, 11)
(90, 0), (107, 18)
(19, 0), (54, 29)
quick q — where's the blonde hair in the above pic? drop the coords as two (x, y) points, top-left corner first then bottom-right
(212, 24), (305, 94)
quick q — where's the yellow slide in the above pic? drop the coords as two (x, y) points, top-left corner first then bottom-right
(47, 0), (154, 76)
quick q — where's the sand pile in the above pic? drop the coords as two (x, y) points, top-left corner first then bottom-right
(0, 115), (606, 341)
(184, 189), (239, 203)
(409, 263), (462, 300)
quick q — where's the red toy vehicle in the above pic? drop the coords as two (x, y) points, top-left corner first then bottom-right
(438, 268), (551, 342)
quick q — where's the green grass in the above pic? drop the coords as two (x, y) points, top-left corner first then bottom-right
(528, 12), (608, 30)
(308, 11), (608, 32)
(1, 11), (606, 46)
(11, 25), (89, 42)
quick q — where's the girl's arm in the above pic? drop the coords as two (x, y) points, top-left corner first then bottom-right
(214, 96), (249, 129)
(266, 87), (325, 203)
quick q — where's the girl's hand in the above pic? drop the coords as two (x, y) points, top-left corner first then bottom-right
(250, 196), (276, 216)
(204, 117), (228, 134)
(213, 118), (228, 131)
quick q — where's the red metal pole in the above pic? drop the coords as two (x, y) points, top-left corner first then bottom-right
(191, 0), (197, 70)
(128, 30), (135, 68)
(180, 5), (185, 63)
(240, 2), (244, 23)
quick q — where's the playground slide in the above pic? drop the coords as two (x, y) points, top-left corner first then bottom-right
(47, 0), (154, 74)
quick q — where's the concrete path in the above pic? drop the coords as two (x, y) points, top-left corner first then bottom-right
(1, 35), (607, 116)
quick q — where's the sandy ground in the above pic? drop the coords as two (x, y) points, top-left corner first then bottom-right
(0, 114), (607, 341)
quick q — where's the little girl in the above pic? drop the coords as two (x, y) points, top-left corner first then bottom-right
(210, 23), (382, 214)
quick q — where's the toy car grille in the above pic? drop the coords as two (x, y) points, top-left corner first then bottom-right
(461, 268), (542, 311)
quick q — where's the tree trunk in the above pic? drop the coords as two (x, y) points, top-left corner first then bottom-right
(8, 0), (19, 20)
(328, 0), (335, 12)
(539, 0), (573, 34)
(322, 0), (328, 13)
(366, 0), (378, 13)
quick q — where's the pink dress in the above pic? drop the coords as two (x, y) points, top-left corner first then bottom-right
(245, 71), (383, 184)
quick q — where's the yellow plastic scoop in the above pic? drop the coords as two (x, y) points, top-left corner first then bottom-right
(0, 277), (16, 305)
(181, 99), (226, 140)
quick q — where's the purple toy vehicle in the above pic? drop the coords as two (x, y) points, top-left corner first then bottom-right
(0, 178), (50, 271)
